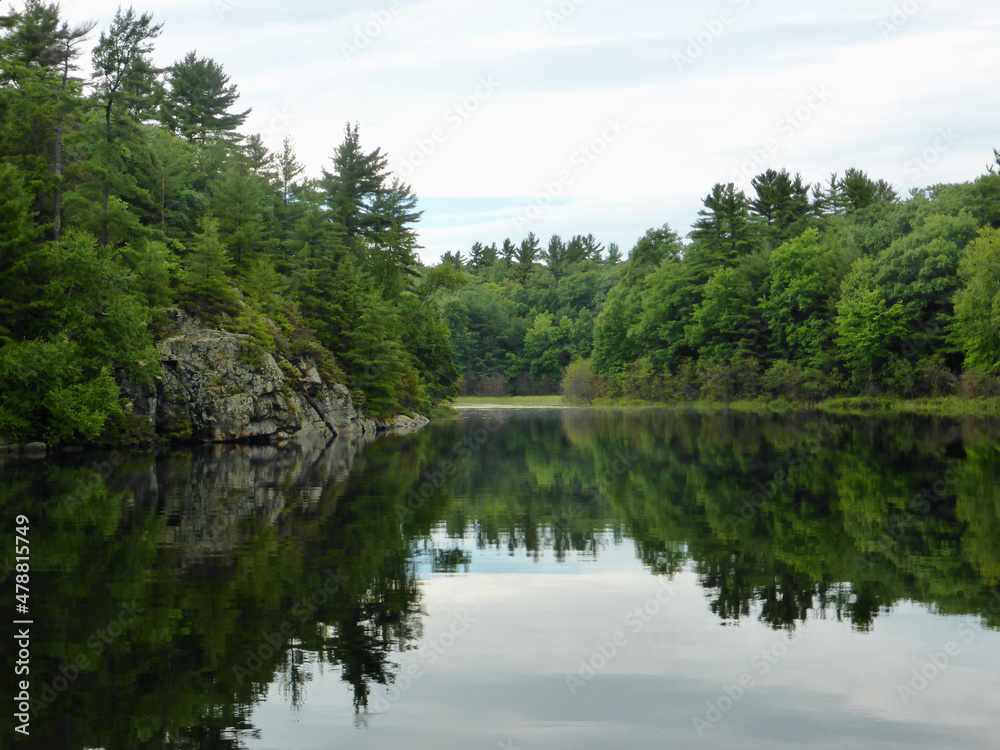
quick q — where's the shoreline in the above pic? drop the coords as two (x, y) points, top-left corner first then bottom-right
(450, 395), (1000, 419)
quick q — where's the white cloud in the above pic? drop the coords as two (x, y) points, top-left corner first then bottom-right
(56, 0), (1000, 262)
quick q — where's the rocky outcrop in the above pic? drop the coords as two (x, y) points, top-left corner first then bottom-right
(126, 310), (429, 443)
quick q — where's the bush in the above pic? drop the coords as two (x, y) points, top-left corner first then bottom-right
(885, 356), (916, 397)
(961, 368), (1000, 398)
(762, 360), (805, 400)
(913, 358), (959, 397)
(616, 358), (676, 401)
(560, 358), (603, 403)
(802, 367), (836, 401)
(730, 356), (761, 399)
(675, 359), (701, 401)
(698, 362), (734, 402)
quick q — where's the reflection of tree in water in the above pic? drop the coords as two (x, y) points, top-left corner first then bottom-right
(0, 434), (441, 748)
(447, 411), (1000, 632)
(3, 411), (1000, 747)
(433, 548), (473, 574)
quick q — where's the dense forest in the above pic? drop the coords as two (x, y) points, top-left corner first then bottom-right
(442, 168), (1000, 402)
(3, 2), (1000, 445)
(0, 2), (457, 444)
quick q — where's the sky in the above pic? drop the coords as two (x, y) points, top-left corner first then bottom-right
(50, 0), (1000, 264)
(244, 545), (1000, 749)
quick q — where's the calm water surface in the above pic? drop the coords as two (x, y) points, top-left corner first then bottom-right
(2, 408), (1000, 749)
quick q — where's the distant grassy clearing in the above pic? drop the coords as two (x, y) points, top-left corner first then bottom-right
(448, 395), (1000, 418)
(451, 396), (567, 408)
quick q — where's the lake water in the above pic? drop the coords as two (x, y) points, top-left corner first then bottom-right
(2, 408), (1000, 749)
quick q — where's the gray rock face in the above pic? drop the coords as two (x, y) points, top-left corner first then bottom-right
(128, 310), (423, 443)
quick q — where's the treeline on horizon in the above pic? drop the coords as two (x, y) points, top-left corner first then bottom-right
(440, 162), (1000, 404)
(0, 2), (457, 444)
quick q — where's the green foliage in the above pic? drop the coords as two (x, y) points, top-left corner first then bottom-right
(38, 231), (159, 379)
(836, 256), (909, 387)
(226, 307), (276, 367)
(398, 293), (458, 403)
(439, 160), (1000, 404)
(523, 312), (570, 388)
(593, 282), (641, 374)
(749, 168), (813, 244)
(0, 8), (465, 437)
(161, 52), (249, 143)
(689, 182), (759, 270)
(839, 167), (897, 212)
(321, 122), (391, 240)
(761, 360), (805, 400)
(91, 7), (162, 128)
(180, 216), (236, 310)
(953, 227), (1000, 372)
(686, 253), (769, 362)
(514, 231), (540, 284)
(0, 340), (122, 443)
(0, 163), (41, 343)
(560, 358), (602, 403)
(761, 229), (839, 366)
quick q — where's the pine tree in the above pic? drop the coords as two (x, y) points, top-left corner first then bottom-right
(542, 234), (566, 279)
(277, 135), (305, 207)
(366, 177), (422, 296)
(52, 17), (96, 241)
(244, 134), (276, 181)
(750, 169), (812, 244)
(605, 242), (623, 265)
(840, 168), (897, 212)
(514, 232), (540, 283)
(482, 242), (499, 267)
(689, 182), (759, 280)
(0, 2), (93, 240)
(161, 52), (250, 143)
(90, 7), (163, 244)
(321, 122), (390, 241)
(500, 237), (516, 263)
(182, 216), (234, 306)
(209, 160), (265, 266)
(581, 233), (605, 262)
(469, 241), (485, 269)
